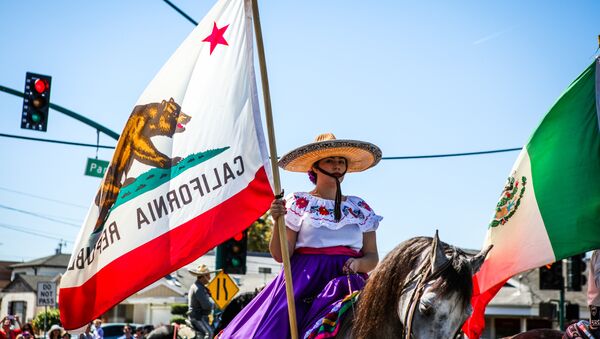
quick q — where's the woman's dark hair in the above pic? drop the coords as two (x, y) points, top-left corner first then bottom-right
(307, 169), (317, 184)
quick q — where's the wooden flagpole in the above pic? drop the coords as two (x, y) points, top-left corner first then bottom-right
(250, 1), (299, 338)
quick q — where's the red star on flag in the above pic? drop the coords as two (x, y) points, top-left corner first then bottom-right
(203, 22), (229, 55)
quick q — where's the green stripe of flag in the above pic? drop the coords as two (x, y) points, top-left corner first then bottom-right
(527, 59), (600, 259)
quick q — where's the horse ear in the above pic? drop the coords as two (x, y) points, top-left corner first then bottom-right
(469, 244), (493, 274)
(432, 230), (449, 270)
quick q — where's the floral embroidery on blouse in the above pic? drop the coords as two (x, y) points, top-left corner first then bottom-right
(296, 197), (309, 209)
(285, 192), (382, 232)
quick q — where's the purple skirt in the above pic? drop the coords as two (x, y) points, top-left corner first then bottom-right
(217, 252), (367, 339)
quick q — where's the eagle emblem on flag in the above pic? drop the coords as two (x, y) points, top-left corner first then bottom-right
(489, 175), (527, 227)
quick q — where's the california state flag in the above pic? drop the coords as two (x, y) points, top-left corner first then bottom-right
(59, 0), (273, 329)
(463, 57), (600, 338)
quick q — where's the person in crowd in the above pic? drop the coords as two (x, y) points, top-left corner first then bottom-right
(133, 327), (144, 339)
(217, 133), (383, 338)
(187, 264), (214, 339)
(79, 323), (94, 339)
(588, 250), (600, 336)
(48, 325), (63, 339)
(0, 316), (22, 339)
(116, 325), (133, 339)
(91, 319), (103, 339)
(19, 324), (34, 339)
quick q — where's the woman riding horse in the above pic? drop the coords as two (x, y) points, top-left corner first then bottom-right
(216, 133), (383, 338)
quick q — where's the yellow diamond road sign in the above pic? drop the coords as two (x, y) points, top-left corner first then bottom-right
(207, 271), (240, 310)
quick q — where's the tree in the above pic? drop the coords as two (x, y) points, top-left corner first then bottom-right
(170, 303), (188, 325)
(247, 212), (272, 253)
(32, 308), (60, 334)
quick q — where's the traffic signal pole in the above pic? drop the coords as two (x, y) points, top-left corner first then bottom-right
(559, 285), (565, 330)
(0, 84), (119, 140)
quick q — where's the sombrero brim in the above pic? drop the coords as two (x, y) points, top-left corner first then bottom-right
(278, 139), (381, 173)
(187, 268), (217, 276)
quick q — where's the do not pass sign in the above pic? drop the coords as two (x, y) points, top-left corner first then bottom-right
(37, 282), (56, 307)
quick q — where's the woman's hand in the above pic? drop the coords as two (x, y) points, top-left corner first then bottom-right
(270, 199), (286, 220)
(343, 258), (360, 274)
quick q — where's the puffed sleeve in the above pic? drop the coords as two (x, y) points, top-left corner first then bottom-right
(350, 196), (383, 232)
(283, 192), (308, 232)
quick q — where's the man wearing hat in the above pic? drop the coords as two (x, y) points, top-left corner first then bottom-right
(217, 133), (383, 339)
(187, 264), (214, 339)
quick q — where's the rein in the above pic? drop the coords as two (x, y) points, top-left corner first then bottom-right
(401, 239), (455, 339)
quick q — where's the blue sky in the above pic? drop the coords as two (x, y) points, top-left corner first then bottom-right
(0, 1), (599, 262)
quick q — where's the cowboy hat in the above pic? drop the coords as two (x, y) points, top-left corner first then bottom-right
(187, 264), (212, 276)
(278, 133), (381, 173)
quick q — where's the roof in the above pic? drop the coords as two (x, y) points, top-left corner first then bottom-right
(2, 274), (59, 293)
(10, 253), (70, 269)
(0, 260), (18, 288)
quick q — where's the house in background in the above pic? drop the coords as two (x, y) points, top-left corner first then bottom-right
(0, 261), (18, 290)
(1, 249), (588, 335)
(0, 253), (69, 322)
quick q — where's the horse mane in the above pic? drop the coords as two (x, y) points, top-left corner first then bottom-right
(351, 236), (474, 338)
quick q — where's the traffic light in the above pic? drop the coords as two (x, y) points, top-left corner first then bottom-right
(22, 72), (52, 131)
(539, 302), (557, 319)
(540, 261), (563, 290)
(217, 230), (247, 274)
(567, 254), (587, 292)
(566, 303), (580, 321)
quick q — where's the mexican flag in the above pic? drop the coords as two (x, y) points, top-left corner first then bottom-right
(463, 57), (600, 338)
(59, 0), (273, 329)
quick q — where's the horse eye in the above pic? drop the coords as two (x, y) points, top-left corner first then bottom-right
(419, 301), (434, 316)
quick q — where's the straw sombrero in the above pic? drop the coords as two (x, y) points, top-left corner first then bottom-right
(278, 133), (381, 172)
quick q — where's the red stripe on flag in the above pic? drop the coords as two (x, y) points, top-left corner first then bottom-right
(462, 275), (508, 339)
(59, 167), (273, 329)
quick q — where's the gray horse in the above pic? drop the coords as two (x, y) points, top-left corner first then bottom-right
(333, 232), (491, 339)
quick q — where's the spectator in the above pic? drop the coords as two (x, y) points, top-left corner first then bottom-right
(588, 250), (600, 335)
(47, 325), (63, 339)
(116, 325), (133, 339)
(15, 331), (31, 339)
(0, 316), (22, 339)
(91, 320), (103, 339)
(133, 327), (144, 339)
(79, 324), (93, 339)
(20, 324), (34, 339)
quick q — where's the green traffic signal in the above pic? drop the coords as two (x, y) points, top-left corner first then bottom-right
(216, 231), (248, 274)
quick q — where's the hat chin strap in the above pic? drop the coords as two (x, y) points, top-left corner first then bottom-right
(314, 163), (347, 222)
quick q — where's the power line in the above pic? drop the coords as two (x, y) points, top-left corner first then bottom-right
(0, 133), (115, 149)
(1, 131), (522, 159)
(0, 204), (81, 228)
(382, 147), (522, 160)
(0, 222), (74, 243)
(0, 186), (88, 209)
(162, 0), (198, 25)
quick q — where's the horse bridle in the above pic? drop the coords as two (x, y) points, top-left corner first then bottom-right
(401, 238), (456, 339)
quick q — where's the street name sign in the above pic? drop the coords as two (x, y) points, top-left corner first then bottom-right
(85, 158), (109, 178)
(207, 271), (239, 310)
(37, 282), (56, 307)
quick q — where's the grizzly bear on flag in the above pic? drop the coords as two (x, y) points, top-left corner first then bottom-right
(93, 98), (191, 233)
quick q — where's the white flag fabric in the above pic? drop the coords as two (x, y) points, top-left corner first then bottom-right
(59, 0), (273, 329)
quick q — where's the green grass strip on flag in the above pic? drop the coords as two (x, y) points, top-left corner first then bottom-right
(112, 146), (230, 210)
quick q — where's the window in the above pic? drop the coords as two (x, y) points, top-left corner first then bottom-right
(8, 301), (27, 323)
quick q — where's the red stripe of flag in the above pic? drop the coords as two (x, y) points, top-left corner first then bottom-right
(462, 275), (508, 338)
(60, 167), (272, 329)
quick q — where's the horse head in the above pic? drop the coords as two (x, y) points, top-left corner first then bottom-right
(349, 231), (492, 339)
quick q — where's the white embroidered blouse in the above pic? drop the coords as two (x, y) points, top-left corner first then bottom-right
(283, 192), (383, 251)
